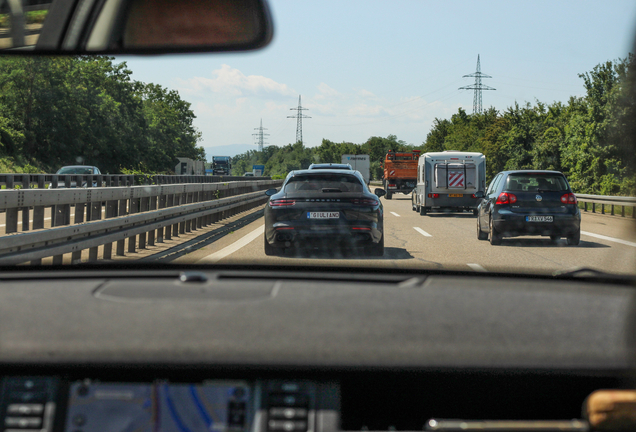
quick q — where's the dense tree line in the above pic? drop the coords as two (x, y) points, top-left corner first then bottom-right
(235, 56), (635, 195)
(422, 55), (636, 195)
(233, 135), (414, 180)
(0, 56), (204, 174)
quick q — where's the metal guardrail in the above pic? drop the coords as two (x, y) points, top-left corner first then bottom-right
(0, 180), (282, 265)
(0, 173), (270, 189)
(576, 194), (636, 218)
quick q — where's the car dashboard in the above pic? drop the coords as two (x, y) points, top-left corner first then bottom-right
(0, 265), (634, 432)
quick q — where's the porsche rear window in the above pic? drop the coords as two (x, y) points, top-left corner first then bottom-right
(285, 174), (364, 193)
(506, 174), (569, 192)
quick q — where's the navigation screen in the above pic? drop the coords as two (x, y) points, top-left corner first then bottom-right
(65, 381), (251, 432)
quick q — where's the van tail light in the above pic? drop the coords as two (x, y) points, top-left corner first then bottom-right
(496, 192), (517, 205)
(269, 199), (296, 207)
(560, 193), (577, 204)
(428, 193), (439, 198)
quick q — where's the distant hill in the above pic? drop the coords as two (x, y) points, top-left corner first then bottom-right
(204, 144), (256, 158)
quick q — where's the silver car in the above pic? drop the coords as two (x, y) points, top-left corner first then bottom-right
(48, 166), (102, 188)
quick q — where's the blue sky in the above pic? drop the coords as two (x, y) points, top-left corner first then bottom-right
(118, 0), (636, 158)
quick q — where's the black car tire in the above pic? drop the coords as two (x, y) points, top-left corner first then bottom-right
(566, 230), (580, 246)
(489, 217), (502, 245)
(264, 235), (280, 256)
(473, 209), (478, 216)
(365, 235), (384, 257)
(477, 216), (488, 240)
(419, 205), (427, 216)
(385, 191), (392, 200)
(550, 235), (560, 243)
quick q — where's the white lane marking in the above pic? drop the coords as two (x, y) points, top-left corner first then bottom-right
(581, 231), (636, 248)
(413, 227), (432, 237)
(467, 263), (487, 272)
(390, 212), (401, 217)
(197, 225), (264, 263)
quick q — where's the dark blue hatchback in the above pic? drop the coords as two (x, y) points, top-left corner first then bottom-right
(476, 170), (581, 245)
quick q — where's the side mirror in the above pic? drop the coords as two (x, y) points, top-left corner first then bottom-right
(374, 188), (386, 197)
(265, 188), (278, 196)
(474, 191), (485, 198)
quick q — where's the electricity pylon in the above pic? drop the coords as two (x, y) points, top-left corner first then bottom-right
(287, 95), (310, 144)
(459, 55), (495, 114)
(252, 119), (269, 152)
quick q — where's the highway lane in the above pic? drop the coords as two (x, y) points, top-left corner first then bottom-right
(181, 195), (636, 275)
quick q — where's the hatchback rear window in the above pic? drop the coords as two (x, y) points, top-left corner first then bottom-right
(285, 174), (364, 193)
(505, 174), (569, 192)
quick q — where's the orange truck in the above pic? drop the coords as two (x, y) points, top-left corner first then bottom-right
(382, 149), (421, 199)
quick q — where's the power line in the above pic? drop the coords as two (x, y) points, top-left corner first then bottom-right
(287, 95), (310, 144)
(252, 118), (269, 152)
(459, 54), (495, 114)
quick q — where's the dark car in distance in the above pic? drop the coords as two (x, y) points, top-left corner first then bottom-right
(476, 170), (581, 245)
(264, 169), (385, 256)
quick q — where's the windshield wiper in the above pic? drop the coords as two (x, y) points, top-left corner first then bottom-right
(322, 188), (342, 193)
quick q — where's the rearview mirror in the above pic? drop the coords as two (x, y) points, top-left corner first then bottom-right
(3, 0), (273, 54)
(374, 188), (386, 197)
(265, 188), (278, 197)
(474, 191), (485, 198)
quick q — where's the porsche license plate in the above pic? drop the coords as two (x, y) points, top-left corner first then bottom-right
(308, 212), (339, 219)
(526, 215), (553, 222)
(449, 194), (463, 198)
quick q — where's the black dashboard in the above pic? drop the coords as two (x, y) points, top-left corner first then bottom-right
(0, 265), (635, 432)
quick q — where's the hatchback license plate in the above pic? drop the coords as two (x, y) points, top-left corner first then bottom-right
(308, 212), (339, 219)
(526, 215), (553, 222)
(449, 194), (463, 198)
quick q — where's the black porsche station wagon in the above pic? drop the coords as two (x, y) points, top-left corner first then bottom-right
(476, 170), (581, 245)
(264, 170), (385, 256)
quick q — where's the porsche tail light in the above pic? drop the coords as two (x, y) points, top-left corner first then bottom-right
(560, 193), (577, 204)
(351, 198), (379, 206)
(269, 199), (296, 207)
(496, 192), (517, 205)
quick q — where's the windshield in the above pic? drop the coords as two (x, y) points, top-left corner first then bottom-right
(56, 167), (95, 175)
(0, 0), (635, 277)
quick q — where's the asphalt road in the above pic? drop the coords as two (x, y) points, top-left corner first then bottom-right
(176, 194), (636, 275)
(4, 195), (635, 274)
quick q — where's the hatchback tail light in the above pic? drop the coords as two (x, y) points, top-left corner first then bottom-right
(560, 193), (577, 204)
(269, 199), (296, 207)
(428, 193), (439, 198)
(496, 192), (517, 205)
